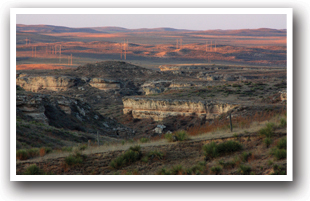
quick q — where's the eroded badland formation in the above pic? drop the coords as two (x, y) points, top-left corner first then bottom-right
(16, 25), (287, 175)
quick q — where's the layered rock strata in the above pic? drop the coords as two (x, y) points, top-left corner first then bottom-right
(123, 97), (238, 121)
(89, 78), (121, 91)
(16, 75), (76, 92)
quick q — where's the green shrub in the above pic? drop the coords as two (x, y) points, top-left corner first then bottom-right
(23, 164), (44, 175)
(175, 130), (189, 141)
(259, 123), (275, 138)
(271, 164), (286, 175)
(272, 148), (287, 160)
(147, 150), (164, 160)
(165, 130), (189, 142)
(211, 166), (222, 175)
(241, 152), (252, 162)
(141, 156), (149, 163)
(171, 165), (184, 175)
(264, 138), (272, 148)
(110, 146), (142, 169)
(238, 165), (252, 175)
(129, 145), (141, 152)
(158, 168), (171, 175)
(164, 133), (174, 142)
(186, 162), (206, 175)
(16, 150), (28, 160)
(65, 152), (85, 166)
(62, 146), (73, 152)
(280, 118), (287, 128)
(277, 137), (287, 150)
(27, 148), (39, 158)
(139, 137), (150, 143)
(203, 141), (242, 158)
(78, 144), (87, 151)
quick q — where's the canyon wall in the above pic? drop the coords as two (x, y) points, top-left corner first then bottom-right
(89, 78), (121, 91)
(16, 75), (76, 92)
(123, 97), (238, 121)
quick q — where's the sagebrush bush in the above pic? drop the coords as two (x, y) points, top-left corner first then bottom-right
(78, 144), (87, 151)
(23, 164), (44, 175)
(277, 137), (287, 150)
(264, 138), (272, 148)
(27, 148), (39, 158)
(16, 150), (28, 160)
(238, 165), (252, 175)
(280, 118), (287, 128)
(259, 123), (275, 138)
(211, 166), (222, 175)
(165, 130), (189, 142)
(164, 133), (174, 142)
(171, 165), (184, 175)
(271, 164), (286, 175)
(175, 130), (189, 141)
(110, 146), (142, 169)
(241, 152), (252, 162)
(158, 168), (171, 175)
(186, 162), (206, 175)
(16, 148), (40, 160)
(147, 150), (164, 160)
(271, 148), (287, 160)
(62, 146), (73, 152)
(139, 137), (150, 143)
(203, 141), (242, 158)
(65, 152), (85, 166)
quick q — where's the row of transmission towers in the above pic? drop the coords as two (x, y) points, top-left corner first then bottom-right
(24, 38), (73, 65)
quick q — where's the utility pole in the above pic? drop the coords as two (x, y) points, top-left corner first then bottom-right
(71, 54), (72, 65)
(32, 46), (33, 57)
(35, 46), (36, 57)
(180, 38), (182, 49)
(176, 39), (179, 49)
(214, 41), (216, 52)
(59, 45), (61, 63)
(211, 41), (212, 52)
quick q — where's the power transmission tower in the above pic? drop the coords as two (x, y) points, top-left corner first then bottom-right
(215, 41), (216, 52)
(59, 45), (61, 63)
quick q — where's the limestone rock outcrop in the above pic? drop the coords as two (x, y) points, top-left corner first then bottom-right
(16, 75), (76, 92)
(123, 97), (238, 121)
(89, 78), (121, 91)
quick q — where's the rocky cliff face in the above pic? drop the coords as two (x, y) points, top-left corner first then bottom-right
(89, 78), (121, 91)
(16, 92), (134, 138)
(123, 97), (238, 121)
(16, 75), (76, 92)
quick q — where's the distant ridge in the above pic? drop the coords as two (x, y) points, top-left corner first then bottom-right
(16, 24), (286, 36)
